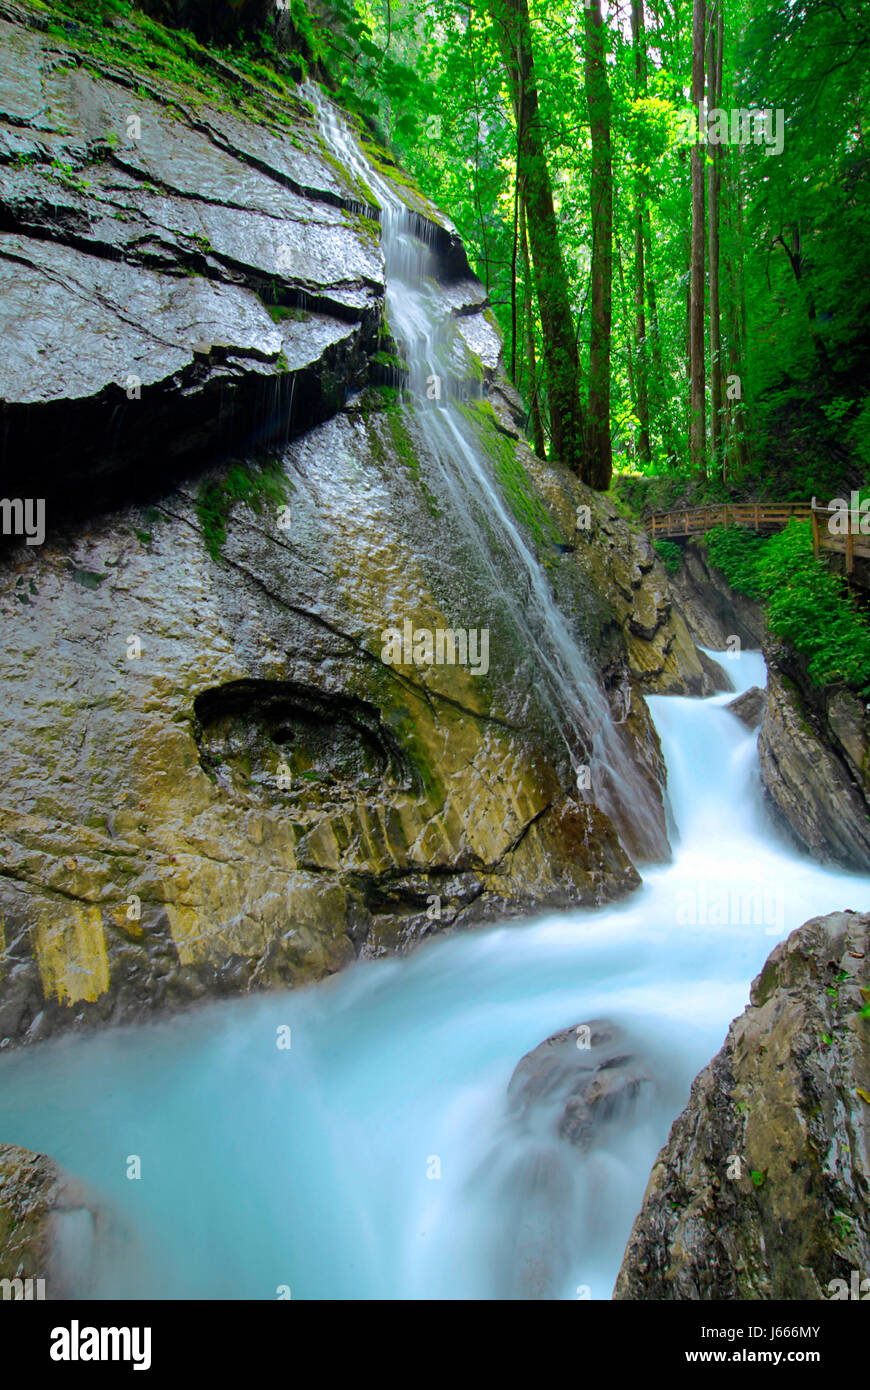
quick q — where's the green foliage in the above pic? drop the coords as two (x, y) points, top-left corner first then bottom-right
(265, 304), (309, 324)
(704, 525), (768, 601)
(196, 459), (289, 560)
(706, 521), (870, 692)
(654, 539), (683, 575)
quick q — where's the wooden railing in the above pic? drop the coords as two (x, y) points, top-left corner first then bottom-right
(648, 500), (869, 578)
(810, 505), (870, 576)
(649, 502), (812, 538)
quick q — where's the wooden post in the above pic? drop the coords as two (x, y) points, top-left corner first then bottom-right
(754, 503), (759, 531)
(846, 519), (854, 576)
(811, 507), (820, 561)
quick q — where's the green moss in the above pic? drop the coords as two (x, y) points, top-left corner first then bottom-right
(196, 458), (289, 560)
(31, 0), (312, 137)
(386, 409), (440, 518)
(465, 403), (563, 550)
(266, 304), (310, 325)
(354, 212), (382, 249)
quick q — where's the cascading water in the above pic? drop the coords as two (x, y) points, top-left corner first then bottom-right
(0, 655), (868, 1300)
(304, 84), (665, 858)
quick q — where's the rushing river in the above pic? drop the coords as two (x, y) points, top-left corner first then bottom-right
(0, 648), (868, 1299)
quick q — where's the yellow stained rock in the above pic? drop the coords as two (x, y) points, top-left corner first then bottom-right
(33, 904), (110, 1005)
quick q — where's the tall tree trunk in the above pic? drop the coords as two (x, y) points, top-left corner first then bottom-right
(510, 81), (522, 382)
(615, 225), (637, 414)
(689, 0), (707, 477)
(490, 0), (585, 476)
(521, 197), (547, 458)
(584, 0), (613, 489)
(680, 146), (692, 442)
(724, 147), (749, 477)
(707, 0), (723, 476)
(631, 0), (651, 467)
(644, 211), (679, 467)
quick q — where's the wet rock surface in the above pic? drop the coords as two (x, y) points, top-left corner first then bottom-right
(0, 0), (385, 500)
(491, 1020), (655, 1299)
(614, 911), (870, 1300)
(725, 685), (765, 729)
(507, 1020), (654, 1151)
(576, 508), (731, 698)
(0, 1142), (107, 1298)
(0, 1), (717, 1044)
(669, 539), (765, 651)
(759, 653), (870, 871)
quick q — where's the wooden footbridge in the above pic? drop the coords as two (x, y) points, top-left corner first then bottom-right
(649, 500), (870, 577)
(649, 502), (811, 539)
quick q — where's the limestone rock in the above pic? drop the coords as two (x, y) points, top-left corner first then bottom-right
(0, 1143), (106, 1298)
(507, 1019), (654, 1153)
(726, 685), (765, 729)
(614, 911), (870, 1300)
(491, 1020), (654, 1299)
(669, 539), (765, 651)
(758, 661), (870, 870)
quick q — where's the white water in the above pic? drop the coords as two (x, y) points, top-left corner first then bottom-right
(0, 648), (867, 1299)
(305, 84), (665, 857)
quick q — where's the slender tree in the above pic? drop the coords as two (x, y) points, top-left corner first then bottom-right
(490, 0), (586, 477)
(520, 198), (547, 458)
(707, 0), (724, 474)
(584, 0), (614, 489)
(631, 0), (651, 467)
(689, 0), (707, 476)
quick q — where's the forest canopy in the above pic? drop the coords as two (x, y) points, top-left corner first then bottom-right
(287, 0), (870, 502)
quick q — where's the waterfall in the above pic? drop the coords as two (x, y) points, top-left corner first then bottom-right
(1, 647), (867, 1298)
(304, 82), (665, 861)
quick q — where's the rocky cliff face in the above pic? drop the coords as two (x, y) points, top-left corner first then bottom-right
(0, 1), (717, 1045)
(614, 910), (870, 1300)
(669, 539), (765, 652)
(758, 647), (870, 871)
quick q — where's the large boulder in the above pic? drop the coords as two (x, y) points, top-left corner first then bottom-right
(507, 1019), (654, 1152)
(726, 684), (765, 729)
(614, 911), (870, 1300)
(491, 1020), (654, 1300)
